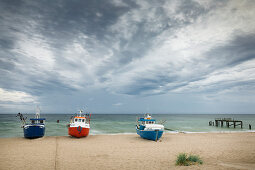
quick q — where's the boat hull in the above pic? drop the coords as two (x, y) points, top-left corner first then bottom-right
(136, 128), (163, 141)
(68, 126), (89, 138)
(23, 125), (45, 139)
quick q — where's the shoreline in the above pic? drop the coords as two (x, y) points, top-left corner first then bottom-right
(1, 132), (255, 169)
(1, 130), (255, 139)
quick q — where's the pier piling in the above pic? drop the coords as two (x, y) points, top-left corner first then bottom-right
(213, 118), (243, 129)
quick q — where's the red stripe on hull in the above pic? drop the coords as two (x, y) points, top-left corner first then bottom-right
(68, 127), (90, 138)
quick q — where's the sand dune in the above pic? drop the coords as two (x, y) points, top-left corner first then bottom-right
(1, 133), (255, 170)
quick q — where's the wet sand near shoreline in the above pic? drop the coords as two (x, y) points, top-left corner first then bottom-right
(0, 133), (255, 170)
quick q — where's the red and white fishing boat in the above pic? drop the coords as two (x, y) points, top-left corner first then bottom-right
(68, 110), (91, 138)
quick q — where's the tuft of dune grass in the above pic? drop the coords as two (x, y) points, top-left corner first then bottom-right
(176, 153), (203, 166)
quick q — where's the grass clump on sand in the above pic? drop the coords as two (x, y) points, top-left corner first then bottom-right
(176, 153), (203, 166)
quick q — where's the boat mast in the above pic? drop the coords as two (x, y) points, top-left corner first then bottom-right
(79, 109), (83, 117)
(35, 106), (40, 119)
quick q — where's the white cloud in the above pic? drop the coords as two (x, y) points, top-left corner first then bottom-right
(110, 0), (128, 7)
(0, 88), (37, 103)
(53, 35), (115, 89)
(113, 102), (123, 106)
(172, 59), (255, 93)
(14, 34), (55, 72)
(96, 12), (102, 17)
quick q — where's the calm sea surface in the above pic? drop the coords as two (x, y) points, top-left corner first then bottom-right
(0, 114), (255, 138)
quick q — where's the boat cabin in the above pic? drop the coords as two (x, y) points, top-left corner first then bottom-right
(30, 118), (46, 124)
(138, 117), (156, 125)
(71, 116), (90, 124)
(137, 117), (156, 130)
(74, 117), (85, 123)
(136, 114), (164, 132)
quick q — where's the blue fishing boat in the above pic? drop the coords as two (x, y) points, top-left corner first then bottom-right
(17, 107), (46, 139)
(136, 113), (164, 141)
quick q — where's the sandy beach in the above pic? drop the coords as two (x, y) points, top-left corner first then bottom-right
(0, 132), (255, 170)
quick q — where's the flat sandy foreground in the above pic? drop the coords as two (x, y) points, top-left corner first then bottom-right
(1, 133), (255, 170)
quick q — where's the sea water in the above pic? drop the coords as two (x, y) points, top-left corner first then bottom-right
(0, 114), (255, 138)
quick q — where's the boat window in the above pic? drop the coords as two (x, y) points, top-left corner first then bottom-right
(82, 119), (84, 122)
(40, 120), (43, 123)
(31, 120), (35, 124)
(75, 119), (77, 122)
(79, 119), (81, 122)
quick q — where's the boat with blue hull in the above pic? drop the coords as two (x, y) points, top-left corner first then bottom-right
(136, 114), (164, 141)
(23, 118), (45, 138)
(17, 107), (46, 139)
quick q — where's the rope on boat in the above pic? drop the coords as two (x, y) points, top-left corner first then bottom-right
(164, 128), (174, 131)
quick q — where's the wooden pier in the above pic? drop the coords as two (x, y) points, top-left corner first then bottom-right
(209, 118), (243, 128)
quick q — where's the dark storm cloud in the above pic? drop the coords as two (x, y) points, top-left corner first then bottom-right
(0, 0), (134, 55)
(25, 77), (77, 96)
(0, 38), (14, 49)
(207, 34), (255, 68)
(24, 0), (133, 42)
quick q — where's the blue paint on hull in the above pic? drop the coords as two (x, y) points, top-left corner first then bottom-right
(23, 125), (45, 139)
(136, 128), (163, 141)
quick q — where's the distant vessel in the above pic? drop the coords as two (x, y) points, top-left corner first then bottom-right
(68, 110), (91, 138)
(136, 113), (164, 141)
(17, 107), (46, 139)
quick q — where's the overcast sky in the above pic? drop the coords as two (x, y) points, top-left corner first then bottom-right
(0, 0), (255, 114)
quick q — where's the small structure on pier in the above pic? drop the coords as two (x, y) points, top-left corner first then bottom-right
(209, 118), (243, 128)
